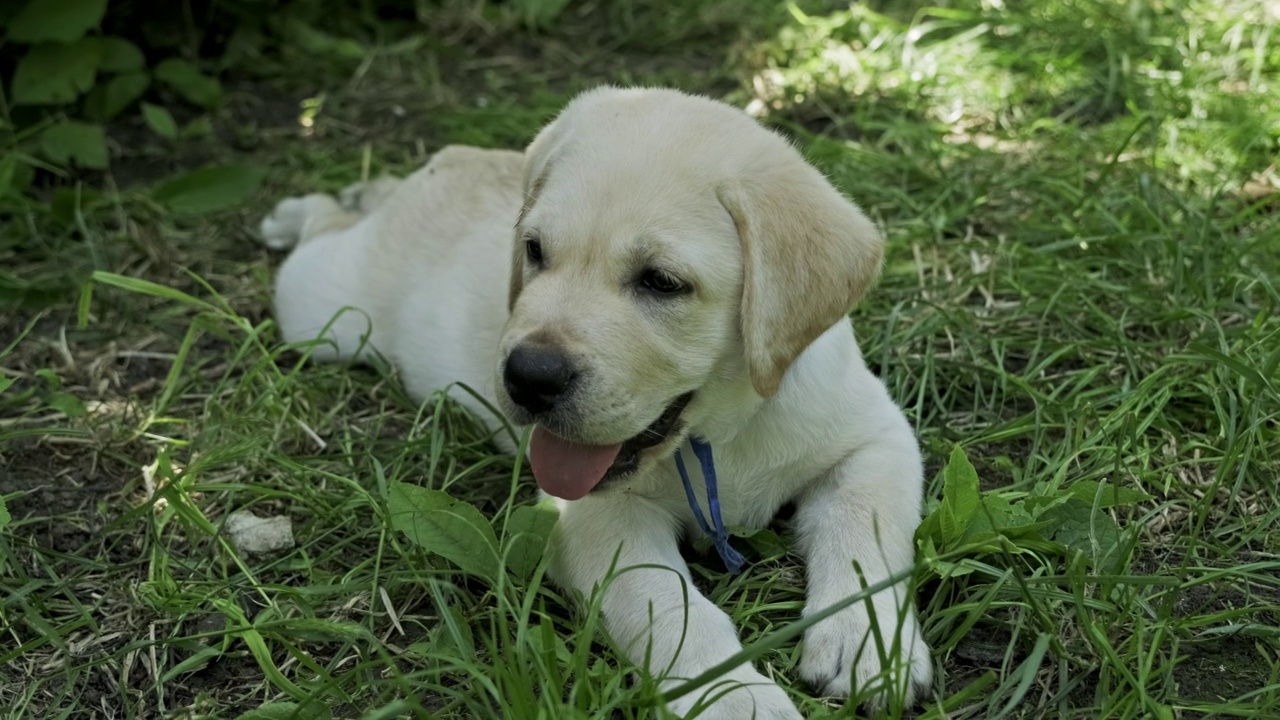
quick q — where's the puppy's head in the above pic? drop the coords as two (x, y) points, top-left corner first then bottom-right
(498, 87), (883, 500)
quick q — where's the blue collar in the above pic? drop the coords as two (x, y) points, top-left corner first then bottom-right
(674, 437), (747, 574)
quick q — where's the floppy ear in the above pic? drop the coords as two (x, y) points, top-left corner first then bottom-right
(508, 117), (568, 312)
(717, 159), (884, 397)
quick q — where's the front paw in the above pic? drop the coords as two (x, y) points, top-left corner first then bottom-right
(798, 605), (932, 708)
(666, 669), (802, 720)
(259, 194), (338, 250)
(259, 196), (309, 250)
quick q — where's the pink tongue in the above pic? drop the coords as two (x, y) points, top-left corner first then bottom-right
(529, 426), (623, 500)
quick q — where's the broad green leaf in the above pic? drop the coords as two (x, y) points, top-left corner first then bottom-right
(964, 493), (1047, 539)
(937, 503), (959, 547)
(35, 368), (61, 389)
(427, 605), (475, 660)
(47, 391), (87, 417)
(40, 121), (108, 169)
(926, 556), (977, 579)
(691, 526), (773, 560)
(1044, 499), (1125, 571)
(388, 482), (500, 581)
(142, 103), (179, 140)
(0, 495), (10, 532)
(234, 701), (332, 720)
(7, 0), (107, 43)
(527, 614), (571, 666)
(1067, 480), (1154, 508)
(152, 164), (266, 215)
(503, 500), (559, 579)
(154, 58), (224, 108)
(953, 530), (1027, 555)
(183, 117), (214, 138)
(94, 36), (144, 72)
(12, 40), (102, 105)
(733, 526), (788, 562)
(1021, 481), (1079, 516)
(404, 641), (432, 657)
(940, 445), (980, 543)
(84, 71), (150, 121)
(915, 507), (941, 546)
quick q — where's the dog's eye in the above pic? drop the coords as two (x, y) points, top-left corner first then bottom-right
(525, 238), (544, 266)
(639, 268), (686, 295)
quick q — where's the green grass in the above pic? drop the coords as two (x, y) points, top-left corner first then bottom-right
(2, 0), (1279, 718)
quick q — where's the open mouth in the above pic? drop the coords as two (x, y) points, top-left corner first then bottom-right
(601, 391), (694, 483)
(529, 392), (694, 501)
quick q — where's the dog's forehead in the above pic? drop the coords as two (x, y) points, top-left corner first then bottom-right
(529, 155), (720, 249)
(544, 92), (774, 185)
(561, 88), (762, 146)
(521, 90), (773, 268)
(532, 169), (734, 265)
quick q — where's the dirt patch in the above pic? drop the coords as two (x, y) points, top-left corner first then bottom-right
(1174, 635), (1270, 710)
(164, 652), (266, 716)
(0, 441), (134, 553)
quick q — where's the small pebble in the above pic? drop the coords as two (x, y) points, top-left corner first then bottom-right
(226, 510), (295, 555)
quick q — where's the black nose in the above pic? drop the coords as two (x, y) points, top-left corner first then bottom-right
(503, 343), (576, 415)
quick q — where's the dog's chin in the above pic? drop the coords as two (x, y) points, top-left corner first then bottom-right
(595, 393), (695, 490)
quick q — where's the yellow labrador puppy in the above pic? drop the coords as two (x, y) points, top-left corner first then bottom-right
(261, 87), (931, 718)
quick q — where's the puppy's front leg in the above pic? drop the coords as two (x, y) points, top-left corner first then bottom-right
(550, 496), (801, 719)
(795, 407), (933, 708)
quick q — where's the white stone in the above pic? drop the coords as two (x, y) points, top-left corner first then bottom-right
(226, 510), (295, 555)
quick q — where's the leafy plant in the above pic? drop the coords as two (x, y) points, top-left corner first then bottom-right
(388, 480), (559, 583)
(150, 163), (267, 214)
(1, 0), (225, 177)
(919, 446), (1152, 576)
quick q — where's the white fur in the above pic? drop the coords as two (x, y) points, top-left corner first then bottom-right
(262, 87), (932, 718)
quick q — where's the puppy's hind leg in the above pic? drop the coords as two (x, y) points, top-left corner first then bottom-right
(260, 194), (360, 251)
(262, 192), (382, 364)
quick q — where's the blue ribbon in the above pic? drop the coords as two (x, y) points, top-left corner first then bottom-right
(674, 436), (746, 574)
